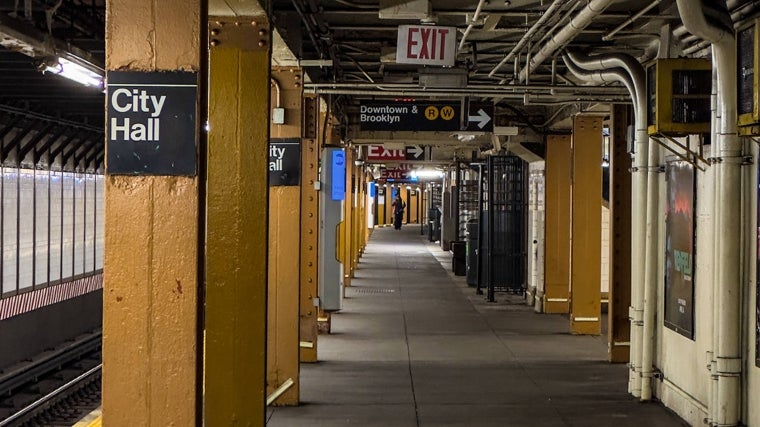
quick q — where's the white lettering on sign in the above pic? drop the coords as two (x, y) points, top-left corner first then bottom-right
(396, 25), (456, 67)
(269, 145), (287, 171)
(109, 88), (167, 142)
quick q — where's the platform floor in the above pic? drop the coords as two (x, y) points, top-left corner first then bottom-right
(266, 225), (687, 427)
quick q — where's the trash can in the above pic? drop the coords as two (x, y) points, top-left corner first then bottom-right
(451, 240), (466, 276)
(465, 219), (478, 286)
(428, 207), (441, 242)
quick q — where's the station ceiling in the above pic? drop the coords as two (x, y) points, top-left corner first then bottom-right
(0, 0), (757, 170)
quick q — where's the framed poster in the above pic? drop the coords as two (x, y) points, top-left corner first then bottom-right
(664, 160), (696, 339)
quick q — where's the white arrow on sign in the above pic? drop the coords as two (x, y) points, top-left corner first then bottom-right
(406, 145), (424, 159)
(468, 109), (492, 129)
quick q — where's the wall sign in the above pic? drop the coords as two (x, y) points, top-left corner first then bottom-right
(331, 150), (346, 201)
(664, 160), (695, 339)
(269, 139), (301, 186)
(106, 71), (198, 175)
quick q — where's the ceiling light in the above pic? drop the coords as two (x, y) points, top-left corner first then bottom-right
(41, 56), (104, 88)
(410, 169), (444, 179)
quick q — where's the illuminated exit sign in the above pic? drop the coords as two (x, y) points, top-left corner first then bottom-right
(396, 25), (456, 67)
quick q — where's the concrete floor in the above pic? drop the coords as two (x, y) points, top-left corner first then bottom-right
(266, 225), (687, 427)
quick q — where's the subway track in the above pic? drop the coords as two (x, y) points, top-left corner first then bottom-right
(0, 332), (102, 427)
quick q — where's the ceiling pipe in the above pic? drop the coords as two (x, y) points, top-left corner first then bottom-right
(676, 1), (741, 426)
(602, 0), (662, 41)
(304, 82), (629, 94)
(488, 0), (569, 78)
(458, 0), (487, 51)
(564, 50), (649, 401)
(518, 0), (615, 83)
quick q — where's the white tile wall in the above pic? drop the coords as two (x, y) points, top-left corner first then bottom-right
(3, 169), (18, 294)
(601, 205), (610, 293)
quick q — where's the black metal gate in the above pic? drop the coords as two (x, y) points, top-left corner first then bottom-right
(455, 161), (480, 241)
(477, 155), (527, 302)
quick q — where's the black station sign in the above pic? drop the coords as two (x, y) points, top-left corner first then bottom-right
(106, 71), (198, 175)
(359, 101), (493, 132)
(360, 101), (458, 131)
(269, 139), (301, 186)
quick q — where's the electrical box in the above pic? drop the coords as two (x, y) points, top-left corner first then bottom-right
(647, 59), (712, 136)
(738, 19), (760, 134)
(318, 148), (345, 312)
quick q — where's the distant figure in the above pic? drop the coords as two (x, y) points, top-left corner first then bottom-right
(391, 196), (406, 230)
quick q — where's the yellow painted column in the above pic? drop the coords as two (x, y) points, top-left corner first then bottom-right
(205, 17), (270, 424)
(267, 67), (303, 405)
(377, 185), (386, 225)
(570, 115), (603, 335)
(300, 96), (320, 363)
(103, 1), (201, 425)
(410, 186), (419, 223)
(609, 105), (632, 361)
(343, 149), (354, 285)
(544, 135), (571, 314)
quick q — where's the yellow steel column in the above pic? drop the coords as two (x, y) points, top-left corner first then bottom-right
(544, 134), (571, 314)
(300, 95), (320, 363)
(343, 149), (354, 285)
(570, 115), (603, 335)
(378, 185), (386, 226)
(103, 1), (201, 425)
(267, 67), (303, 405)
(205, 17), (270, 424)
(410, 186), (419, 223)
(609, 105), (632, 361)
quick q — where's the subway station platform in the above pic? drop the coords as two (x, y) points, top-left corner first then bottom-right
(266, 226), (687, 427)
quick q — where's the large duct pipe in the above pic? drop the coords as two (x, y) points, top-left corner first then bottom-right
(564, 51), (649, 398)
(519, 0), (615, 82)
(676, 1), (742, 425)
(489, 0), (569, 78)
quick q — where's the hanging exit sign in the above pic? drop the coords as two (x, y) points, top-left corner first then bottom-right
(396, 25), (456, 67)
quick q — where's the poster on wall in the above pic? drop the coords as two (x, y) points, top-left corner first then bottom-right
(664, 160), (696, 339)
(757, 161), (760, 367)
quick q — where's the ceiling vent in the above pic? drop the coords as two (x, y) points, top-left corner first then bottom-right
(418, 67), (467, 88)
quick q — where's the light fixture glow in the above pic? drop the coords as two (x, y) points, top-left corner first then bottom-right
(43, 56), (104, 88)
(410, 169), (445, 179)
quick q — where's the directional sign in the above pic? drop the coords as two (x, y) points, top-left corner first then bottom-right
(465, 104), (494, 132)
(360, 101), (459, 131)
(367, 145), (406, 161)
(405, 145), (424, 160)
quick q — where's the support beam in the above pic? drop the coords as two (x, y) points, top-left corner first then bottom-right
(205, 16), (270, 425)
(300, 96), (320, 363)
(267, 67), (303, 405)
(570, 115), (603, 335)
(102, 0), (202, 424)
(609, 105), (632, 362)
(544, 134), (571, 314)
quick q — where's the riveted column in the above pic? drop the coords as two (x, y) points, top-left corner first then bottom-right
(300, 95), (319, 362)
(103, 0), (202, 425)
(267, 67), (303, 405)
(205, 17), (270, 424)
(609, 105), (632, 361)
(570, 115), (603, 335)
(343, 148), (354, 286)
(544, 134), (571, 314)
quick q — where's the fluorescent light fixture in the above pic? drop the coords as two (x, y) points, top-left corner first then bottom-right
(42, 56), (104, 88)
(410, 169), (444, 179)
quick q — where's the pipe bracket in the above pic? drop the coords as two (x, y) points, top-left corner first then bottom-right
(716, 357), (742, 375)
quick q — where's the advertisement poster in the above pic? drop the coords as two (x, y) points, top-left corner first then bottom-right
(664, 160), (695, 339)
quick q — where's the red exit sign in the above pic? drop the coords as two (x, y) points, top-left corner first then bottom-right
(396, 25), (456, 67)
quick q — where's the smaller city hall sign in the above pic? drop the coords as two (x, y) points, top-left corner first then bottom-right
(107, 71), (198, 175)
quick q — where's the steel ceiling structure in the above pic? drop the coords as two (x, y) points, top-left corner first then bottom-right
(1, 0), (760, 169)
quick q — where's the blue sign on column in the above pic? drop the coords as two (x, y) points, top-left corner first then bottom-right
(331, 150), (346, 201)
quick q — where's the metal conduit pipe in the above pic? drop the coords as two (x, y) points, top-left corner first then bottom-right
(564, 49), (649, 399)
(518, 0), (615, 82)
(488, 0), (569, 78)
(459, 0), (487, 51)
(307, 87), (632, 103)
(675, 1), (742, 425)
(304, 82), (628, 94)
(602, 0), (662, 41)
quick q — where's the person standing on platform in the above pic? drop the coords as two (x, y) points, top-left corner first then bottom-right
(392, 195), (406, 230)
